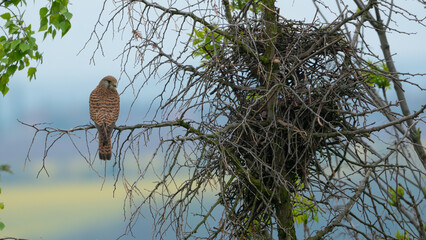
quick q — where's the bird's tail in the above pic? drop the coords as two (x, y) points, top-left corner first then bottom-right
(98, 124), (113, 160)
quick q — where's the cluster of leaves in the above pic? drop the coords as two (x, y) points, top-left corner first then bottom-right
(293, 192), (319, 225)
(365, 61), (391, 90)
(387, 186), (415, 239)
(0, 9), (40, 95)
(242, 183), (415, 239)
(243, 180), (320, 237)
(0, 0), (72, 96)
(395, 229), (411, 239)
(0, 164), (12, 231)
(39, 0), (72, 39)
(243, 216), (272, 238)
(292, 181), (319, 225)
(246, 91), (261, 101)
(191, 26), (226, 63)
(230, 0), (262, 14)
(388, 185), (405, 207)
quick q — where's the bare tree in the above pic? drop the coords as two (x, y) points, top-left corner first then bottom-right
(23, 0), (425, 239)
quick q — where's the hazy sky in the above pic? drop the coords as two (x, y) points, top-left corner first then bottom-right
(0, 1), (425, 239)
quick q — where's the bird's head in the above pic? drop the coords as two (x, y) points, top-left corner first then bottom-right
(99, 75), (118, 90)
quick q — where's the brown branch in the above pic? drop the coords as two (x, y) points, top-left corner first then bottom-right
(298, 0), (375, 59)
(311, 105), (426, 138)
(353, 0), (426, 169)
(130, 0), (270, 64)
(18, 120), (192, 134)
(0, 238), (29, 240)
(307, 165), (376, 240)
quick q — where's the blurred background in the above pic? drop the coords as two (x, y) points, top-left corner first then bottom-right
(0, 1), (424, 239)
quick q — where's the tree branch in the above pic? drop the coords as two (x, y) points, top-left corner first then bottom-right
(311, 105), (426, 138)
(307, 167), (374, 240)
(353, 0), (426, 168)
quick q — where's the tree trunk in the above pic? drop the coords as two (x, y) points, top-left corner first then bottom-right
(261, 1), (297, 239)
(275, 185), (297, 240)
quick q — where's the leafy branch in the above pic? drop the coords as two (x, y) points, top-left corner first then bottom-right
(0, 0), (72, 96)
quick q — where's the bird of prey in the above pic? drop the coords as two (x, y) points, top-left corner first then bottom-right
(89, 76), (120, 160)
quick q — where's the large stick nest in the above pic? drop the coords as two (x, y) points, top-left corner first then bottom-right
(196, 19), (371, 236)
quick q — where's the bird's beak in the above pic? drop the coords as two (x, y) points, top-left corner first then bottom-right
(112, 82), (117, 88)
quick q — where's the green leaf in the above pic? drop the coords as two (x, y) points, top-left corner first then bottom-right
(35, 51), (42, 61)
(59, 21), (67, 33)
(395, 230), (410, 239)
(0, 45), (4, 58)
(0, 58), (8, 64)
(63, 12), (73, 20)
(11, 0), (22, 6)
(39, 7), (49, 18)
(51, 1), (61, 14)
(28, 36), (36, 47)
(61, 20), (71, 36)
(10, 39), (21, 50)
(27, 67), (36, 80)
(24, 24), (33, 34)
(0, 221), (4, 231)
(294, 214), (304, 224)
(397, 185), (405, 197)
(397, 235), (405, 240)
(0, 74), (8, 84)
(19, 42), (30, 52)
(292, 191), (318, 225)
(7, 23), (20, 34)
(364, 61), (391, 90)
(24, 57), (30, 66)
(50, 14), (60, 29)
(7, 65), (18, 76)
(0, 85), (9, 96)
(18, 60), (25, 70)
(388, 188), (397, 205)
(0, 164), (12, 174)
(39, 17), (48, 32)
(59, 6), (68, 15)
(9, 51), (24, 62)
(0, 13), (11, 20)
(0, 202), (4, 210)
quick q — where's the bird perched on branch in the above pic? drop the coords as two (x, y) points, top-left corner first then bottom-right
(89, 76), (120, 160)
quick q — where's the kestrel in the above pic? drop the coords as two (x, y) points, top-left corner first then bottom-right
(89, 76), (120, 160)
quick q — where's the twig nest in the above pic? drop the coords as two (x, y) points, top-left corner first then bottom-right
(199, 19), (369, 233)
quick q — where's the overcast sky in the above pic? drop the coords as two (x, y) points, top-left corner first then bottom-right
(1, 1), (425, 116)
(1, 1), (424, 127)
(0, 1), (424, 239)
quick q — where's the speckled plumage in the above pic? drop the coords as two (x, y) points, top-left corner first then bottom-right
(89, 76), (120, 160)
